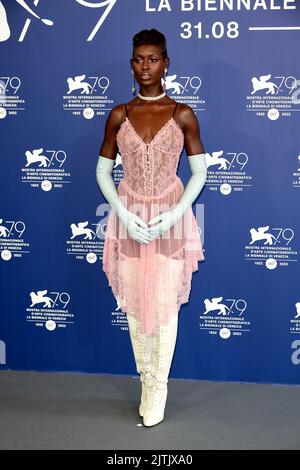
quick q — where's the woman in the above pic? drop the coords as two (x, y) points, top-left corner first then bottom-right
(96, 29), (207, 427)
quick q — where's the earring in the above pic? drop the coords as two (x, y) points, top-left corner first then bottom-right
(131, 69), (136, 95)
(163, 67), (168, 91)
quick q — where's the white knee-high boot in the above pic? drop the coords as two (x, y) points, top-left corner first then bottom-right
(143, 314), (179, 427)
(126, 312), (154, 417)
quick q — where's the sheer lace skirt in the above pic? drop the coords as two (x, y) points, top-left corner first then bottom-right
(102, 176), (205, 336)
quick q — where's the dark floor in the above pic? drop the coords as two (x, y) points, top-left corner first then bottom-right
(0, 370), (299, 450)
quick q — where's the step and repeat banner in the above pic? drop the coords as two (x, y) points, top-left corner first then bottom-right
(0, 0), (300, 385)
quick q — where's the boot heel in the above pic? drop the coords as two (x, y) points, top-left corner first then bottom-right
(139, 371), (153, 417)
(143, 383), (168, 427)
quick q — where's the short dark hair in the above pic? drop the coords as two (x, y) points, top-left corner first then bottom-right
(132, 28), (168, 59)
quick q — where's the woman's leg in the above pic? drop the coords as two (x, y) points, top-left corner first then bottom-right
(143, 313), (179, 427)
(127, 312), (153, 417)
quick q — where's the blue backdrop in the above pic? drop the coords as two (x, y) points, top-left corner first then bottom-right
(0, 0), (300, 385)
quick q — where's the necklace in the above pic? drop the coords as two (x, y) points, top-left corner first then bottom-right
(137, 91), (166, 101)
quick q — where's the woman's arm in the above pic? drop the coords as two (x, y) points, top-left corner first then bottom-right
(98, 105), (122, 160)
(181, 104), (205, 156)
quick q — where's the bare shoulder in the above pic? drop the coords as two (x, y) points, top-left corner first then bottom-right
(175, 103), (205, 156)
(106, 103), (126, 129)
(176, 103), (200, 132)
(98, 103), (126, 159)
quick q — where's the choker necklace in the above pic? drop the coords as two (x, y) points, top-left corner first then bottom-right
(137, 91), (166, 101)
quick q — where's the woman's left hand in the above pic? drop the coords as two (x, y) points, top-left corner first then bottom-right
(147, 211), (177, 239)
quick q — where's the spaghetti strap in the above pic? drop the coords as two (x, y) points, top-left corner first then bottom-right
(124, 103), (128, 118)
(172, 102), (179, 117)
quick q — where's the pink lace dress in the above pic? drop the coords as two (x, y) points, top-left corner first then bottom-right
(102, 102), (205, 336)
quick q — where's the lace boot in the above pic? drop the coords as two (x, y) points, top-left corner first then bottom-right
(143, 314), (179, 427)
(127, 312), (153, 417)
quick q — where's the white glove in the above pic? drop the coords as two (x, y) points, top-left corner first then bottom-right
(147, 153), (207, 238)
(96, 155), (154, 244)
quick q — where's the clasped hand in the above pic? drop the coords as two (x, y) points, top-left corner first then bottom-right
(123, 209), (177, 245)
